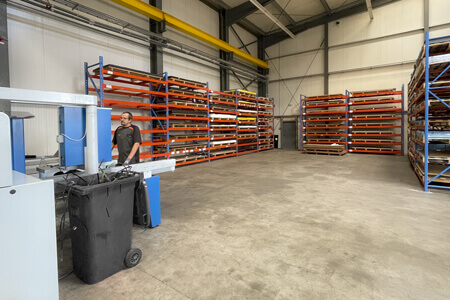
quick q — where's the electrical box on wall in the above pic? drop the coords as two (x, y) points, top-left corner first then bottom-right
(59, 107), (112, 167)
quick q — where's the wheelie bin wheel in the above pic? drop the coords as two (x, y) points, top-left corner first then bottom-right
(125, 248), (142, 268)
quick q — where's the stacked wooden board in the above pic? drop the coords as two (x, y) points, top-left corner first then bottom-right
(302, 144), (346, 155)
(408, 34), (450, 191)
(258, 96), (275, 150)
(229, 89), (260, 155)
(300, 94), (348, 155)
(209, 90), (238, 160)
(165, 77), (210, 166)
(348, 89), (404, 154)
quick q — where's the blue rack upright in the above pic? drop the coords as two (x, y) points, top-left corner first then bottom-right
(408, 32), (450, 191)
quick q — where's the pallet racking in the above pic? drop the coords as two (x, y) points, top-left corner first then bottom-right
(408, 33), (450, 191)
(299, 94), (348, 153)
(229, 89), (260, 155)
(85, 57), (170, 162)
(209, 90), (238, 160)
(347, 88), (404, 155)
(85, 57), (274, 167)
(257, 96), (275, 151)
(166, 76), (210, 166)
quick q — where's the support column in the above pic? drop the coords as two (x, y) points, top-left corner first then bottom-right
(324, 23), (329, 95)
(424, 0), (429, 37)
(149, 0), (163, 75)
(257, 36), (268, 97)
(0, 0), (10, 113)
(219, 9), (230, 91)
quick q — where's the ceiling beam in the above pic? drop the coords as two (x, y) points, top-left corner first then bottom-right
(271, 1), (296, 25)
(199, 0), (265, 36)
(365, 0), (374, 19)
(318, 0), (331, 16)
(262, 0), (399, 48)
(110, 0), (268, 68)
(249, 0), (295, 39)
(226, 0), (274, 26)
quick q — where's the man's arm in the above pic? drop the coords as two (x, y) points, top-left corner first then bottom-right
(112, 129), (117, 150)
(127, 142), (140, 160)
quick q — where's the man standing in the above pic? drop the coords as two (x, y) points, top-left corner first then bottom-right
(112, 112), (142, 166)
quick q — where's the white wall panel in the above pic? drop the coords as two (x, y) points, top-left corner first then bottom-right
(430, 0), (450, 27)
(329, 0), (423, 47)
(329, 32), (424, 72)
(266, 25), (324, 59)
(279, 51), (324, 79)
(329, 64), (411, 98)
(430, 27), (450, 39)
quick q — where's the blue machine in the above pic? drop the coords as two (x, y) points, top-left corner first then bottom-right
(9, 112), (35, 174)
(59, 106), (112, 166)
(144, 176), (161, 227)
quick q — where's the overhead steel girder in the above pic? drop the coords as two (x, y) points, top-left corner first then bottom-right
(226, 0), (274, 26)
(110, 0), (269, 68)
(271, 1), (295, 25)
(262, 0), (399, 48)
(199, 0), (265, 36)
(319, 0), (331, 16)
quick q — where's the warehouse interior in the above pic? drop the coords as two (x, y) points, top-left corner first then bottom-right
(0, 0), (449, 299)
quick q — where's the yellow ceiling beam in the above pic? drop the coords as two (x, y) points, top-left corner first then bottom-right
(109, 0), (269, 69)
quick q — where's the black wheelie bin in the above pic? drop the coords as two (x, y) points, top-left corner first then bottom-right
(58, 171), (141, 284)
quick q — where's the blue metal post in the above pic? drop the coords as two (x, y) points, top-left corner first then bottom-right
(84, 62), (88, 95)
(346, 91), (350, 152)
(424, 32), (430, 191)
(99, 56), (104, 107)
(256, 95), (259, 152)
(149, 77), (154, 161)
(165, 72), (170, 158)
(207, 82), (211, 161)
(401, 84), (405, 155)
(235, 91), (239, 155)
(299, 94), (304, 150)
(10, 118), (26, 174)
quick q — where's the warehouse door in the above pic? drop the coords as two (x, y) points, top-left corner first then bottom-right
(281, 121), (297, 149)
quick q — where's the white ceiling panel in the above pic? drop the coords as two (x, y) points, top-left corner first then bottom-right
(246, 12), (292, 32)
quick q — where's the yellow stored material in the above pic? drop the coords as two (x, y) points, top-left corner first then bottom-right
(238, 100), (255, 105)
(230, 89), (257, 95)
(109, 0), (269, 69)
(238, 117), (256, 121)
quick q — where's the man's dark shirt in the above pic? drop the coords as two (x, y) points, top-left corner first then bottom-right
(112, 124), (142, 164)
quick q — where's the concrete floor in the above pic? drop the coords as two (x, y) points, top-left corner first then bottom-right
(59, 150), (450, 299)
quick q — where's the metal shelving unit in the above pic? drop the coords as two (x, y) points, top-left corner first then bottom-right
(85, 56), (170, 162)
(229, 89), (259, 155)
(209, 90), (238, 160)
(347, 88), (404, 155)
(408, 32), (450, 191)
(166, 77), (210, 166)
(258, 96), (275, 151)
(85, 57), (274, 167)
(299, 94), (348, 153)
